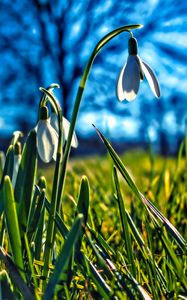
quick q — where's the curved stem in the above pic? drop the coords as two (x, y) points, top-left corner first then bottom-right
(39, 87), (63, 152)
(39, 88), (63, 290)
(57, 24), (143, 212)
(38, 84), (60, 121)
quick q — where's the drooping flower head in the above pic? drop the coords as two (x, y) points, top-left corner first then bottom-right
(36, 106), (58, 163)
(117, 36), (160, 101)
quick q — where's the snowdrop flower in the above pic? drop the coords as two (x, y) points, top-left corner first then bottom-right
(117, 37), (160, 101)
(36, 106), (58, 163)
(12, 142), (21, 188)
(50, 112), (78, 148)
(11, 131), (23, 145)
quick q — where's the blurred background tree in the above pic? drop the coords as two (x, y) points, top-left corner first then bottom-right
(0, 0), (187, 154)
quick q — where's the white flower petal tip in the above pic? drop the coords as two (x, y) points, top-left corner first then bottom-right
(50, 113), (59, 133)
(62, 117), (78, 148)
(117, 55), (140, 102)
(142, 61), (161, 98)
(50, 113), (78, 148)
(36, 120), (58, 163)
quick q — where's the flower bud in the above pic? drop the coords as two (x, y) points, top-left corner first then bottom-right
(39, 106), (48, 120)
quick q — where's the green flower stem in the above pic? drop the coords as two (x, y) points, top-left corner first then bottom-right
(39, 88), (63, 291)
(38, 84), (60, 121)
(57, 24), (143, 212)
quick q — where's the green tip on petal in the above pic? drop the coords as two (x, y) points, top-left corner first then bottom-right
(40, 106), (49, 120)
(128, 37), (138, 55)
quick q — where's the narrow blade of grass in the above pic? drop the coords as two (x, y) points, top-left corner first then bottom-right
(113, 166), (136, 278)
(3, 176), (26, 281)
(94, 126), (186, 250)
(75, 175), (90, 248)
(34, 206), (45, 261)
(43, 214), (83, 300)
(0, 145), (14, 217)
(14, 130), (37, 232)
(0, 247), (34, 300)
(23, 233), (40, 300)
(78, 252), (112, 300)
(141, 193), (186, 249)
(26, 189), (45, 242)
(44, 195), (69, 239)
(156, 226), (187, 290)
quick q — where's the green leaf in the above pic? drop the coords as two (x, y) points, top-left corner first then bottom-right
(14, 130), (37, 232)
(113, 166), (136, 277)
(75, 175), (90, 249)
(94, 126), (186, 250)
(0, 145), (14, 217)
(34, 206), (45, 261)
(27, 177), (46, 231)
(141, 193), (186, 249)
(44, 214), (83, 300)
(44, 194), (69, 239)
(156, 227), (187, 290)
(3, 176), (25, 281)
(26, 189), (45, 242)
(23, 234), (40, 300)
(0, 248), (34, 300)
(0, 145), (14, 189)
(77, 252), (112, 300)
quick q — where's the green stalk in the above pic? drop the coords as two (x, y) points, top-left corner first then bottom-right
(113, 166), (136, 278)
(56, 24), (143, 212)
(39, 89), (63, 291)
(3, 176), (26, 281)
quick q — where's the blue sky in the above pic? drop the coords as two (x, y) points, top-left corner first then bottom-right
(0, 0), (187, 153)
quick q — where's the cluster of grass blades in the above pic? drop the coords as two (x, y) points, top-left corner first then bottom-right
(0, 122), (186, 299)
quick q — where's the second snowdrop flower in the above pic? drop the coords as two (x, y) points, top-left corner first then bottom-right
(36, 106), (58, 163)
(117, 36), (160, 101)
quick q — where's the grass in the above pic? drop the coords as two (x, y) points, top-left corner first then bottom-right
(0, 136), (186, 299)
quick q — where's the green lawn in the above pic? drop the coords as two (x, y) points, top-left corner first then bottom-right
(1, 141), (186, 299)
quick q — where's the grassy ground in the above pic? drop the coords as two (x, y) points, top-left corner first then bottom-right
(38, 147), (186, 299)
(43, 148), (186, 233)
(1, 141), (186, 299)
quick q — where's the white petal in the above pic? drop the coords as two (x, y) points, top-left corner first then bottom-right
(50, 113), (66, 147)
(50, 114), (78, 148)
(117, 55), (140, 101)
(141, 61), (161, 98)
(116, 63), (126, 101)
(50, 113), (59, 133)
(37, 120), (58, 163)
(62, 117), (78, 148)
